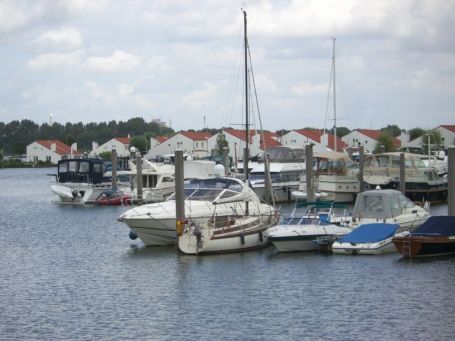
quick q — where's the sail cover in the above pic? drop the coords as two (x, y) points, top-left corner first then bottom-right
(339, 223), (399, 243)
(412, 216), (455, 236)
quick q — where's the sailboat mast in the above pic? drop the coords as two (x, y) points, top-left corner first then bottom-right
(243, 10), (249, 181)
(332, 37), (337, 152)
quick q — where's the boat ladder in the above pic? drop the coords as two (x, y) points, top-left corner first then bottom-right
(402, 234), (412, 257)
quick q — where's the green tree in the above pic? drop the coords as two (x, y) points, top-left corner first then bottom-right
(215, 132), (229, 156)
(98, 151), (112, 161)
(421, 130), (442, 154)
(374, 132), (397, 153)
(381, 124), (401, 137)
(335, 126), (350, 138)
(408, 127), (426, 141)
(130, 135), (149, 152)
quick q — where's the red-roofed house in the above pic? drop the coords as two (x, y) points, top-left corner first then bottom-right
(281, 129), (346, 152)
(94, 137), (131, 157)
(26, 140), (77, 164)
(342, 129), (401, 153)
(208, 128), (279, 159)
(402, 125), (455, 150)
(146, 131), (212, 159)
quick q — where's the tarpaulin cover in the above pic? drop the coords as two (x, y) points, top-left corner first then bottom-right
(412, 216), (455, 236)
(339, 223), (399, 243)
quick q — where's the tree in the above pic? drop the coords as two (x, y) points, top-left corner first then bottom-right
(215, 132), (229, 156)
(335, 126), (350, 138)
(98, 151), (112, 161)
(381, 124), (401, 137)
(130, 135), (149, 152)
(374, 132), (397, 153)
(408, 127), (426, 141)
(421, 130), (443, 154)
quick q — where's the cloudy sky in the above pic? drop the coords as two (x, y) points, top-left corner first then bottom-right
(1, 0), (454, 132)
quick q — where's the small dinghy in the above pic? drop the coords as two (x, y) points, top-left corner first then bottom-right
(332, 223), (399, 255)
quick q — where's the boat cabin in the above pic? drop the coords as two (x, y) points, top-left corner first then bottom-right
(57, 158), (105, 184)
(352, 189), (416, 221)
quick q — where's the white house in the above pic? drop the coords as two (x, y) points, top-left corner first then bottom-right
(145, 131), (211, 159)
(281, 129), (346, 152)
(94, 137), (131, 157)
(342, 129), (401, 154)
(207, 128), (275, 159)
(436, 125), (455, 148)
(402, 125), (455, 150)
(26, 140), (76, 164)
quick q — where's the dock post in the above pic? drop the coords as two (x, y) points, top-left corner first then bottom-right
(399, 152), (406, 195)
(136, 153), (143, 205)
(358, 145), (364, 192)
(264, 152), (272, 204)
(305, 144), (315, 202)
(347, 147), (353, 160)
(223, 147), (229, 176)
(448, 147), (455, 216)
(111, 147), (117, 190)
(175, 150), (185, 242)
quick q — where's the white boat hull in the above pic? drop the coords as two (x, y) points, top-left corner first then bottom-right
(331, 237), (396, 255)
(178, 216), (274, 254)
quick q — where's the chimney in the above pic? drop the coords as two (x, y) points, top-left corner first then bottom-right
(51, 143), (57, 152)
(92, 141), (99, 153)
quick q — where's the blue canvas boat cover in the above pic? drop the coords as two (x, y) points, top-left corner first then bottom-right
(339, 223), (399, 243)
(412, 216), (455, 236)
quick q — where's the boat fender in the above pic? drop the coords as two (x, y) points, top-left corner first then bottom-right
(129, 230), (138, 240)
(259, 231), (263, 242)
(240, 234), (245, 245)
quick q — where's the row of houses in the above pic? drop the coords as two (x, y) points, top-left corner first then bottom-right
(25, 125), (455, 164)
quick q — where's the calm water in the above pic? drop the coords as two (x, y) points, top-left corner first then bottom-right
(0, 168), (454, 341)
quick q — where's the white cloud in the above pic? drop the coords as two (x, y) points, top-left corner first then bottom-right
(291, 81), (326, 96)
(182, 83), (218, 110)
(27, 50), (85, 71)
(0, 1), (30, 34)
(84, 50), (141, 72)
(34, 27), (83, 51)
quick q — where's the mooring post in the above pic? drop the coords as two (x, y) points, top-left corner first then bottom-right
(264, 152), (271, 205)
(223, 147), (229, 176)
(305, 144), (315, 202)
(347, 147), (353, 160)
(175, 150), (185, 242)
(358, 145), (364, 192)
(448, 147), (455, 216)
(136, 152), (143, 205)
(399, 152), (406, 195)
(111, 147), (117, 191)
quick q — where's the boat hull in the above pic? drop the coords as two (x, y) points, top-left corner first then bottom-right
(269, 236), (321, 252)
(178, 217), (273, 254)
(332, 238), (396, 255)
(393, 236), (455, 258)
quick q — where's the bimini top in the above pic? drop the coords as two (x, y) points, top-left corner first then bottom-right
(411, 216), (455, 237)
(339, 223), (399, 243)
(352, 189), (416, 220)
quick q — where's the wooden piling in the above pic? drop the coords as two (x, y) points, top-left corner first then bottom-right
(305, 144), (315, 202)
(264, 152), (272, 205)
(111, 148), (117, 190)
(358, 145), (364, 192)
(448, 147), (455, 216)
(399, 152), (406, 195)
(175, 150), (185, 240)
(136, 153), (143, 204)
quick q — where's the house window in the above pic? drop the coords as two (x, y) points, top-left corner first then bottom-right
(196, 142), (199, 148)
(365, 140), (368, 144)
(46, 156), (51, 162)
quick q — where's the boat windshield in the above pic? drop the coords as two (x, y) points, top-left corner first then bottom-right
(281, 217), (330, 226)
(249, 172), (282, 182)
(168, 178), (244, 201)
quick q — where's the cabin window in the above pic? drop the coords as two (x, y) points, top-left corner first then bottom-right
(59, 162), (68, 172)
(162, 177), (173, 183)
(391, 156), (400, 168)
(68, 161), (77, 172)
(377, 156), (389, 167)
(79, 161), (90, 173)
(93, 164), (102, 174)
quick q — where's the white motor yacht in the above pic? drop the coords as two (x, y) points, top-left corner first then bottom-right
(118, 177), (277, 246)
(350, 189), (430, 231)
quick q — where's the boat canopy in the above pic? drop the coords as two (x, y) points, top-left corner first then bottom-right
(411, 216), (455, 236)
(352, 189), (415, 220)
(262, 147), (305, 163)
(339, 223), (399, 243)
(57, 158), (105, 184)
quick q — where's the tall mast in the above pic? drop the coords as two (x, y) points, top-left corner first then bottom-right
(332, 37), (337, 152)
(243, 10), (249, 181)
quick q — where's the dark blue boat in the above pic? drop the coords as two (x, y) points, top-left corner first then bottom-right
(393, 216), (455, 257)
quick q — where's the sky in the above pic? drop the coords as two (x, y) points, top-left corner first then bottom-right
(1, 0), (454, 132)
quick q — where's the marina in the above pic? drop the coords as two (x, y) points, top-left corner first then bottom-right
(1, 167), (454, 340)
